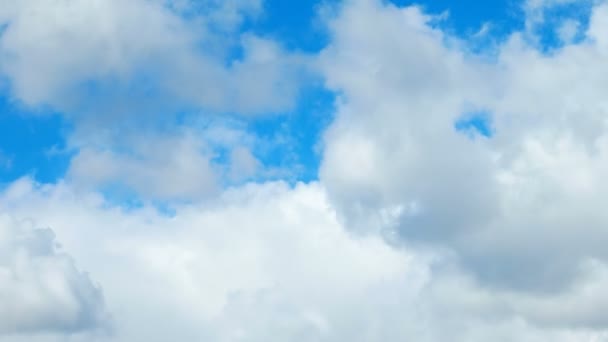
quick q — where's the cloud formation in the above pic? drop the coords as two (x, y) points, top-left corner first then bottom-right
(320, 0), (608, 293)
(2, 0), (608, 341)
(0, 0), (308, 116)
(1, 177), (608, 341)
(0, 0), (313, 201)
(0, 213), (108, 336)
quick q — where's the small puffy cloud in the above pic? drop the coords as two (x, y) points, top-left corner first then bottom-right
(0, 213), (108, 336)
(67, 132), (218, 201)
(228, 146), (260, 181)
(523, 0), (594, 45)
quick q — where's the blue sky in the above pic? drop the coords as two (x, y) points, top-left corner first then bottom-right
(0, 97), (71, 185)
(3, 0), (608, 341)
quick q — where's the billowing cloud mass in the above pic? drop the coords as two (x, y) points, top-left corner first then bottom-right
(320, 0), (608, 293)
(0, 179), (429, 341)
(0, 213), (108, 336)
(2, 0), (608, 341)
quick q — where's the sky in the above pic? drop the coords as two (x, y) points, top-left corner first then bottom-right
(1, 0), (608, 341)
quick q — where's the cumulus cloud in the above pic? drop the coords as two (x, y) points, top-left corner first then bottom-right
(64, 120), (277, 201)
(319, 0), (608, 296)
(67, 131), (219, 201)
(0, 179), (427, 341)
(0, 0), (309, 116)
(2, 178), (608, 341)
(0, 213), (108, 336)
(0, 0), (313, 200)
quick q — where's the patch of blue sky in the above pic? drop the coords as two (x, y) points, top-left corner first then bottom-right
(0, 95), (72, 185)
(97, 182), (146, 210)
(392, 0), (526, 43)
(243, 0), (330, 53)
(392, 0), (594, 54)
(529, 1), (593, 52)
(247, 86), (335, 183)
(225, 0), (334, 182)
(96, 183), (177, 217)
(206, 85), (335, 187)
(185, 0), (329, 66)
(455, 110), (494, 139)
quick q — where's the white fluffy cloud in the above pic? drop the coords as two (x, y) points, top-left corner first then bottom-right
(67, 131), (219, 201)
(319, 0), (608, 295)
(0, 213), (108, 336)
(64, 120), (273, 201)
(2, 178), (608, 341)
(0, 0), (310, 200)
(0, 0), (308, 116)
(0, 179), (427, 341)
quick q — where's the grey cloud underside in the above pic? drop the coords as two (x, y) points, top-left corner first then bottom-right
(0, 215), (108, 335)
